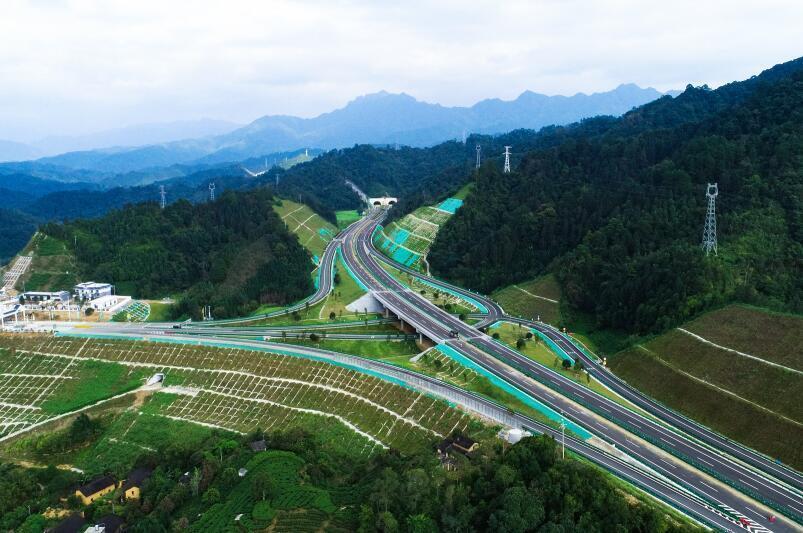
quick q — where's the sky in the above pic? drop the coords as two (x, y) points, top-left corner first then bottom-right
(1, 0), (802, 141)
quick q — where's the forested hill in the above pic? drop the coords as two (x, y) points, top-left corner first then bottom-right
(42, 188), (313, 319)
(428, 57), (803, 334)
(272, 127), (596, 222)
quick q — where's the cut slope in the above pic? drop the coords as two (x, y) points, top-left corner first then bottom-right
(14, 234), (78, 292)
(609, 305), (803, 468)
(273, 199), (337, 259)
(375, 188), (468, 272)
(491, 275), (562, 324)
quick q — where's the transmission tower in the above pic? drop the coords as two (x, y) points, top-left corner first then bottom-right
(701, 183), (718, 255)
(503, 146), (512, 173)
(159, 185), (166, 209)
(475, 144), (481, 169)
(209, 182), (215, 202)
(462, 129), (467, 144)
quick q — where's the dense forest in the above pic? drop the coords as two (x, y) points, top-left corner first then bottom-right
(0, 208), (37, 263)
(428, 58), (803, 334)
(42, 188), (313, 319)
(0, 417), (695, 532)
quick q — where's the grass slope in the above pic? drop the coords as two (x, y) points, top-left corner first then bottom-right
(610, 305), (803, 469)
(16, 234), (78, 292)
(491, 274), (562, 324)
(335, 210), (361, 230)
(273, 199), (337, 259)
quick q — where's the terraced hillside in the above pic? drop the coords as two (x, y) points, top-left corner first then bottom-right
(374, 186), (469, 272)
(610, 305), (803, 468)
(0, 335), (471, 456)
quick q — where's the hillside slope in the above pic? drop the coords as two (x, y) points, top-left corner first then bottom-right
(610, 305), (803, 468)
(429, 57), (803, 334)
(41, 188), (312, 319)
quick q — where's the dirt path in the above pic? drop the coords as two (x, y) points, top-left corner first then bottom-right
(677, 327), (802, 375)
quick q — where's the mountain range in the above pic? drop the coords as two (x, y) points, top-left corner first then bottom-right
(0, 119), (241, 163)
(0, 84), (674, 175)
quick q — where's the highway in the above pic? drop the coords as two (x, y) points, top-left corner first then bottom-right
(11, 207), (800, 531)
(373, 243), (803, 497)
(371, 225), (803, 490)
(47, 326), (751, 533)
(205, 219), (361, 325)
(340, 209), (802, 532)
(367, 216), (803, 498)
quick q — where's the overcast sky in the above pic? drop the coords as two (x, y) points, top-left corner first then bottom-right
(1, 0), (801, 141)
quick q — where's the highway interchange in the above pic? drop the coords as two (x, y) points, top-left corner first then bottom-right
(336, 209), (803, 532)
(14, 208), (802, 532)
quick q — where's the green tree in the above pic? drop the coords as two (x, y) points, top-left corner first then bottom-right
(251, 471), (275, 501)
(377, 511), (399, 533)
(202, 487), (220, 505)
(407, 514), (437, 533)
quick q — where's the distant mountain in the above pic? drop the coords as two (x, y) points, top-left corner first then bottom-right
(31, 84), (673, 173)
(0, 139), (40, 163)
(30, 118), (241, 157)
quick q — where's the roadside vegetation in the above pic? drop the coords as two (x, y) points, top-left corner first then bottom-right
(14, 233), (78, 292)
(610, 305), (803, 469)
(334, 209), (361, 229)
(491, 274), (562, 325)
(41, 188), (313, 320)
(489, 322), (649, 414)
(273, 198), (337, 259)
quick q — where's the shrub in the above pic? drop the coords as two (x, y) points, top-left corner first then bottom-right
(252, 501), (275, 522)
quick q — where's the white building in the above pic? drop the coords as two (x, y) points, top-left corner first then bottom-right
(87, 294), (130, 312)
(75, 282), (113, 301)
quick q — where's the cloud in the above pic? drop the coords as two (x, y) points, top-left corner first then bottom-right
(1, 0), (801, 139)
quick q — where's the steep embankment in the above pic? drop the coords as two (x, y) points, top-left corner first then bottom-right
(41, 188), (313, 319)
(374, 184), (471, 273)
(610, 305), (803, 468)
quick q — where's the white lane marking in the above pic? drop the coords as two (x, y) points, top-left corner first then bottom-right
(739, 478), (761, 492)
(700, 481), (719, 493)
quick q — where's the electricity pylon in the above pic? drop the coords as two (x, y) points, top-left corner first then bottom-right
(702, 183), (718, 255)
